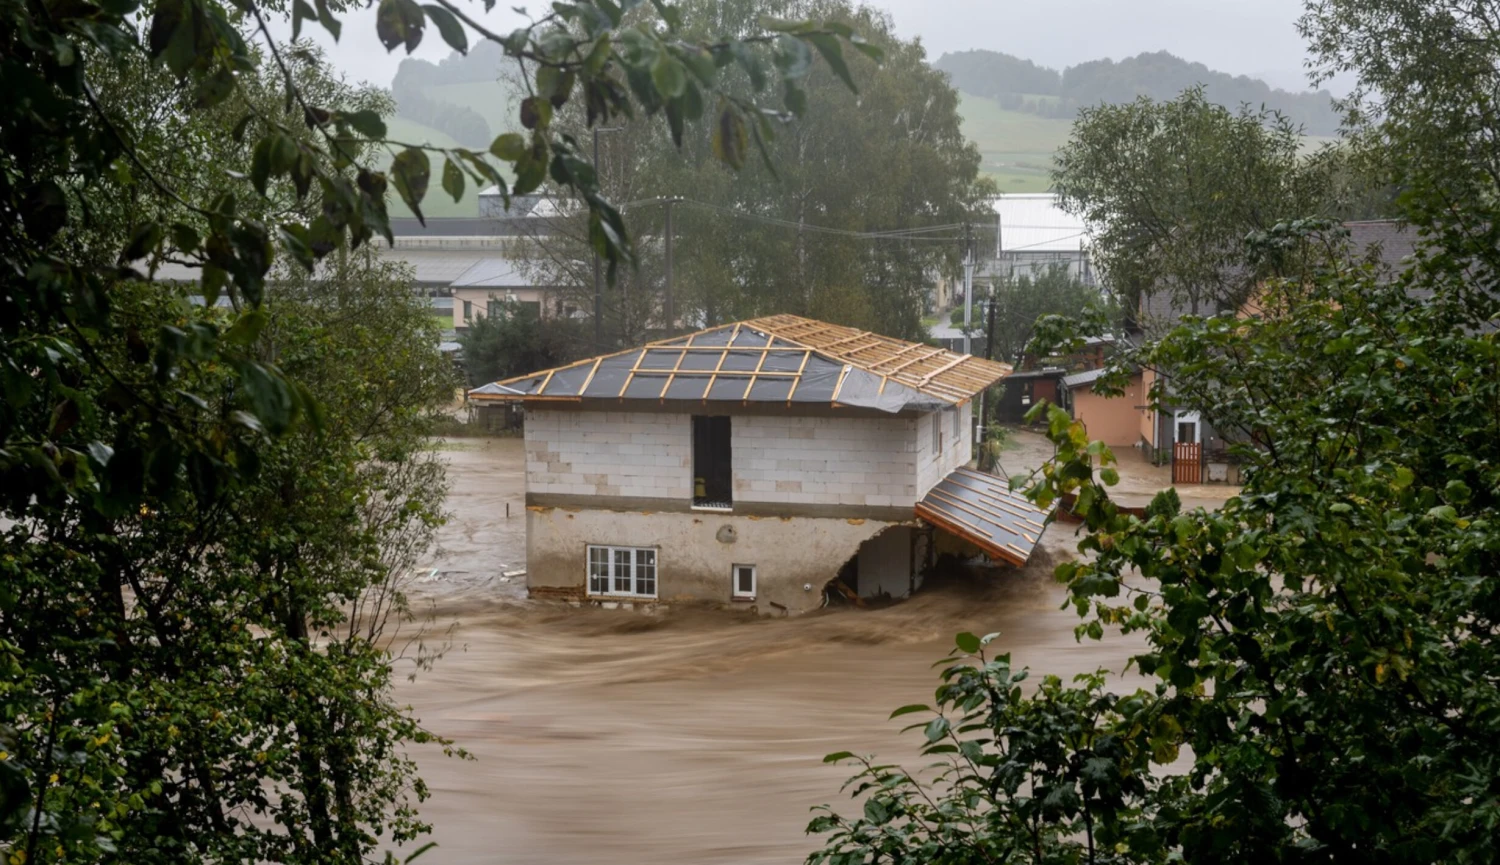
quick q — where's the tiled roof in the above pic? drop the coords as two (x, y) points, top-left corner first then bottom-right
(469, 315), (1012, 413)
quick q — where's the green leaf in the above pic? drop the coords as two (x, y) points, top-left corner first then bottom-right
(120, 222), (163, 263)
(803, 32), (856, 92)
(848, 34), (884, 62)
(223, 308), (267, 345)
(773, 34), (812, 79)
(345, 109), (387, 139)
(194, 66), (235, 109)
(314, 0), (342, 40)
(923, 717), (949, 743)
(519, 96), (552, 129)
(822, 751), (855, 763)
(1100, 467), (1120, 486)
(954, 632), (981, 654)
(584, 35), (613, 75)
(423, 4), (468, 54)
(888, 704), (931, 719)
(490, 132), (526, 162)
(391, 148), (431, 221)
(442, 156), (465, 202)
(651, 52), (687, 99)
(729, 40), (766, 91)
(512, 135), (549, 196)
(711, 103), (748, 169)
(783, 80), (807, 116)
(404, 842), (439, 864)
(376, 0), (425, 52)
(292, 0), (316, 40)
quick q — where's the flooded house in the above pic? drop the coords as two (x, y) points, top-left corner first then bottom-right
(468, 315), (1052, 614)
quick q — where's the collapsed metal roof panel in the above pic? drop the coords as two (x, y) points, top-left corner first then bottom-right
(915, 467), (1052, 566)
(469, 315), (1012, 413)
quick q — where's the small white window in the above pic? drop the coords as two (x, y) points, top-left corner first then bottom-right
(586, 544), (657, 598)
(732, 564), (757, 599)
(949, 407), (959, 442)
(931, 413), (942, 453)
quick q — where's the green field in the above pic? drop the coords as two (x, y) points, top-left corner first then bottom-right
(953, 92), (1073, 191)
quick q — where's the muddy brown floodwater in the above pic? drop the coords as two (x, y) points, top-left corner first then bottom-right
(393, 433), (1232, 864)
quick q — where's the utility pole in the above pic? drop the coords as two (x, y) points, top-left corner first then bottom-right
(962, 222), (974, 356)
(664, 196), (677, 332)
(591, 126), (623, 350)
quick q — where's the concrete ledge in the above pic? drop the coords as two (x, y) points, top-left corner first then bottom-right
(525, 492), (915, 523)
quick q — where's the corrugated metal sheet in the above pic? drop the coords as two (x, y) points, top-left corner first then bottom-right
(450, 258), (532, 288)
(915, 467), (1052, 566)
(994, 193), (1090, 254)
(470, 316), (1012, 413)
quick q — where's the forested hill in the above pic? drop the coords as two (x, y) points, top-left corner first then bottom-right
(934, 49), (1341, 135)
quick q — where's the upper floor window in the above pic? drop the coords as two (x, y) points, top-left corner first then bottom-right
(692, 415), (732, 509)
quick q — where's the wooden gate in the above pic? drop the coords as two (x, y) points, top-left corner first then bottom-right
(1172, 441), (1202, 485)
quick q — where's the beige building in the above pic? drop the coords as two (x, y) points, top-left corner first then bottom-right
(470, 315), (1052, 613)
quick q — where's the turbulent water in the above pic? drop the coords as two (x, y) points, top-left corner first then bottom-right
(390, 434), (1217, 864)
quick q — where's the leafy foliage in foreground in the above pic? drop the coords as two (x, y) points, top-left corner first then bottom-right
(808, 227), (1500, 862)
(4, 0), (877, 857)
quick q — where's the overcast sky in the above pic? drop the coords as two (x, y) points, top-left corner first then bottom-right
(306, 0), (1325, 93)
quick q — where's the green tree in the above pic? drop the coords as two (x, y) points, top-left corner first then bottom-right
(810, 220), (1500, 862)
(519, 0), (994, 345)
(4, 0), (878, 856)
(1053, 88), (1351, 319)
(957, 263), (1111, 364)
(1301, 0), (1500, 282)
(459, 300), (585, 387)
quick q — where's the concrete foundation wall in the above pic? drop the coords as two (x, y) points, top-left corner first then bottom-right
(526, 506), (911, 613)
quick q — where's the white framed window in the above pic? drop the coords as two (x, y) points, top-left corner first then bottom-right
(732, 564), (757, 600)
(949, 407), (959, 442)
(586, 544), (657, 598)
(931, 412), (942, 453)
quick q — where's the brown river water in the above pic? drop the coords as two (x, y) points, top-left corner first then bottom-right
(392, 434), (1228, 864)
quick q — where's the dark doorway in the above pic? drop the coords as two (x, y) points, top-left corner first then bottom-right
(692, 415), (732, 508)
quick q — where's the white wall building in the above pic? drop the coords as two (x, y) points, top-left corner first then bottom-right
(471, 315), (1051, 613)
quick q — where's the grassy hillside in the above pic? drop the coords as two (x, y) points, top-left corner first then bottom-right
(426, 81), (523, 140)
(954, 92), (1071, 192)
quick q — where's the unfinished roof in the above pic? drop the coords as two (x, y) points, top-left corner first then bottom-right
(469, 315), (1012, 413)
(915, 467), (1053, 566)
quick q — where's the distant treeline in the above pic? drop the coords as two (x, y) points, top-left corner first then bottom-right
(389, 42), (510, 148)
(935, 49), (1341, 135)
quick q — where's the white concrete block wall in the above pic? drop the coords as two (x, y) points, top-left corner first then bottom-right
(525, 408), (925, 507)
(915, 402), (972, 496)
(524, 409), (692, 498)
(731, 414), (918, 507)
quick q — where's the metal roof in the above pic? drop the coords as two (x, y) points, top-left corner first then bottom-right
(994, 193), (1090, 255)
(450, 257), (534, 288)
(469, 315), (1012, 413)
(915, 467), (1053, 566)
(1061, 367), (1108, 389)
